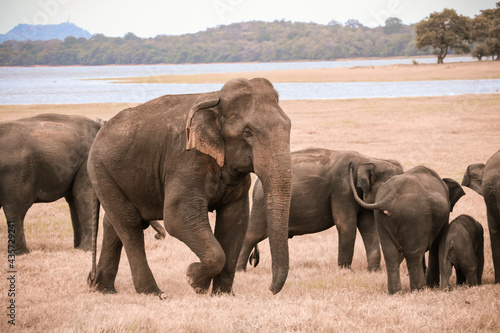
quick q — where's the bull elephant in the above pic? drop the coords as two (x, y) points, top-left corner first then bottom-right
(236, 148), (403, 272)
(462, 149), (500, 283)
(87, 78), (292, 298)
(349, 165), (465, 294)
(439, 214), (484, 290)
(0, 113), (102, 254)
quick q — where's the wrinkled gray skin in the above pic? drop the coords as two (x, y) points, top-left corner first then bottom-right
(236, 148), (403, 272)
(0, 114), (101, 254)
(462, 150), (500, 283)
(439, 215), (484, 290)
(87, 78), (292, 298)
(350, 165), (465, 294)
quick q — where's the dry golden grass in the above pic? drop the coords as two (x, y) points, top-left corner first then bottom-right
(107, 60), (500, 84)
(1, 90), (500, 330)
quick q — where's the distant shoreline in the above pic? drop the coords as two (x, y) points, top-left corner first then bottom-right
(104, 59), (499, 84)
(0, 54), (467, 69)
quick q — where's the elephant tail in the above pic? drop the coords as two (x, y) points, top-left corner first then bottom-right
(87, 192), (100, 288)
(249, 245), (260, 267)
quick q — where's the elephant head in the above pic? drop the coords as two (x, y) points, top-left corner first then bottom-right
(462, 163), (485, 196)
(355, 160), (404, 204)
(186, 78), (292, 294)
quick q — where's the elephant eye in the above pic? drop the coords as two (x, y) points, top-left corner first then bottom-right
(243, 129), (253, 138)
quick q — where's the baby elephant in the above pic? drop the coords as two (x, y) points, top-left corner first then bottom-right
(439, 215), (484, 290)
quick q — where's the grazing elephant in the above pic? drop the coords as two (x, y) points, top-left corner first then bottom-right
(439, 215), (484, 290)
(236, 148), (403, 272)
(462, 149), (500, 283)
(0, 113), (101, 254)
(349, 165), (465, 294)
(87, 78), (292, 298)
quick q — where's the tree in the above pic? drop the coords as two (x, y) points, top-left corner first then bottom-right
(384, 17), (403, 34)
(416, 8), (471, 63)
(345, 19), (364, 29)
(471, 3), (500, 60)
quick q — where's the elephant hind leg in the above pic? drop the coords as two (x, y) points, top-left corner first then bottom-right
(455, 247), (480, 286)
(66, 196), (82, 249)
(406, 253), (427, 292)
(91, 214), (121, 294)
(91, 165), (163, 296)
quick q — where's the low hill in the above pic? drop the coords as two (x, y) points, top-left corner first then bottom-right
(0, 22), (92, 43)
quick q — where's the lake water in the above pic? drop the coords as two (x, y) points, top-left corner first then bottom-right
(1, 56), (498, 104)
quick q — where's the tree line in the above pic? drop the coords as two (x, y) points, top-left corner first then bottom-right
(0, 19), (422, 66)
(0, 3), (498, 66)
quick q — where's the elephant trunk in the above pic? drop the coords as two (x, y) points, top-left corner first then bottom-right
(253, 142), (292, 294)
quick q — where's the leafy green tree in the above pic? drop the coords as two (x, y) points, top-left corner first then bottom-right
(416, 8), (471, 63)
(471, 2), (500, 60)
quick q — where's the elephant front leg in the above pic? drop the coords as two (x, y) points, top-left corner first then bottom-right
(357, 209), (381, 271)
(335, 212), (357, 269)
(236, 195), (267, 272)
(90, 214), (122, 294)
(4, 206), (30, 255)
(213, 194), (250, 294)
(67, 170), (94, 251)
(487, 207), (500, 283)
(164, 200), (226, 295)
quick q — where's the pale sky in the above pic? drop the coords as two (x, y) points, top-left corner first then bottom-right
(0, 0), (497, 38)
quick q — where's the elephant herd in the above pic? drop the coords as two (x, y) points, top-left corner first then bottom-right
(0, 78), (498, 297)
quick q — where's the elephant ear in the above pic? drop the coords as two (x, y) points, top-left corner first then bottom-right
(357, 163), (376, 194)
(186, 98), (225, 167)
(461, 163), (485, 196)
(442, 178), (466, 212)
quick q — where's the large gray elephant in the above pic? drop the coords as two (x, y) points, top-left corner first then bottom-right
(0, 113), (101, 254)
(462, 149), (500, 283)
(349, 165), (465, 294)
(439, 214), (484, 290)
(236, 148), (403, 272)
(87, 78), (292, 298)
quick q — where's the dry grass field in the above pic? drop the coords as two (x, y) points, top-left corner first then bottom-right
(1, 61), (500, 332)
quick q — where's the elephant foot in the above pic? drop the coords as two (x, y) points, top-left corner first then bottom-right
(339, 263), (352, 270)
(15, 247), (30, 255)
(186, 262), (211, 294)
(367, 265), (381, 272)
(235, 263), (247, 272)
(76, 243), (92, 252)
(87, 272), (117, 294)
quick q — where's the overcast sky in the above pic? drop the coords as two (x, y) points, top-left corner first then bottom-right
(0, 0), (497, 37)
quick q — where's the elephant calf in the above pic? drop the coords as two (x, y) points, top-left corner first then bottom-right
(237, 148), (403, 272)
(0, 113), (102, 254)
(439, 215), (484, 290)
(350, 165), (465, 294)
